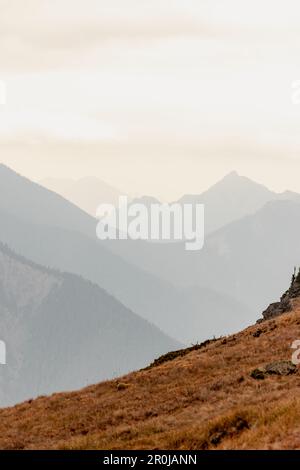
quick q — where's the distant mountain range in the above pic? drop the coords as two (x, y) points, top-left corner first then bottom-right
(39, 176), (124, 217)
(39, 171), (300, 234)
(0, 165), (250, 344)
(0, 243), (180, 407)
(1, 163), (300, 393)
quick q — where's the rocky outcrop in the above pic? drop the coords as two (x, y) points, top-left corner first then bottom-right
(258, 277), (300, 322)
(251, 361), (297, 380)
(260, 296), (292, 322)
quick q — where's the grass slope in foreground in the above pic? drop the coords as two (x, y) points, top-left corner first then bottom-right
(2, 297), (300, 449)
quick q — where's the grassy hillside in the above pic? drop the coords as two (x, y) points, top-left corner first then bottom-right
(2, 298), (300, 450)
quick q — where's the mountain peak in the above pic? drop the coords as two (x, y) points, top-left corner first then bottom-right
(211, 171), (273, 194)
(217, 171), (255, 187)
(222, 170), (240, 180)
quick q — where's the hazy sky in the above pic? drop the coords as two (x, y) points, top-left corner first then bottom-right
(1, 0), (300, 199)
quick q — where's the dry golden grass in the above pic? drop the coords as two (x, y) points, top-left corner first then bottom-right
(2, 300), (300, 450)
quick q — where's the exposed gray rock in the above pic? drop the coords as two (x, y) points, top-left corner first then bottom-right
(261, 298), (292, 321)
(265, 361), (297, 376)
(259, 280), (299, 322)
(251, 361), (297, 380)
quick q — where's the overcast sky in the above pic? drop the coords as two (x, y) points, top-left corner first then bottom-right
(1, 0), (300, 199)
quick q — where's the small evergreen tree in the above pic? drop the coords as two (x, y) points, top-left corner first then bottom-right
(291, 266), (297, 287)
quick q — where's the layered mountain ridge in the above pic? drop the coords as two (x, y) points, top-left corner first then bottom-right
(0, 243), (180, 407)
